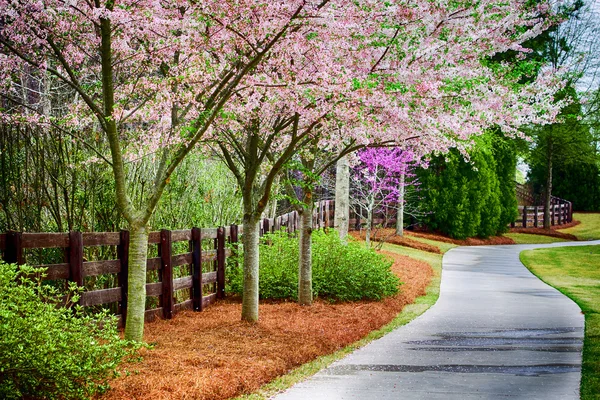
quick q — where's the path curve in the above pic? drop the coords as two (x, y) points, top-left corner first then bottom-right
(274, 240), (600, 400)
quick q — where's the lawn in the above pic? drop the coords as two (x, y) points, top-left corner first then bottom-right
(559, 213), (600, 240)
(504, 232), (568, 244)
(520, 245), (600, 399)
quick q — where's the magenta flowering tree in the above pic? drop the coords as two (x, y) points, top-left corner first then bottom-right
(350, 147), (416, 247)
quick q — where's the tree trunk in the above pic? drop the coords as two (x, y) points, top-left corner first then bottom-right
(544, 139), (553, 229)
(241, 216), (260, 322)
(365, 208), (373, 248)
(124, 224), (149, 342)
(298, 200), (314, 305)
(396, 171), (405, 236)
(334, 156), (350, 242)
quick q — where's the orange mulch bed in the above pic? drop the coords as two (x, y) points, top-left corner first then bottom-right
(406, 230), (516, 246)
(349, 229), (442, 254)
(101, 251), (433, 400)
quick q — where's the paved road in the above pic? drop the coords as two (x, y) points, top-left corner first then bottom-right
(274, 241), (600, 400)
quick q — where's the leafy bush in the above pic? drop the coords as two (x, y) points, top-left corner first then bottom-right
(415, 131), (518, 239)
(227, 230), (400, 301)
(0, 262), (137, 400)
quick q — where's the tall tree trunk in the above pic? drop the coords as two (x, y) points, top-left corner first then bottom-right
(544, 139), (553, 229)
(298, 198), (314, 305)
(334, 156), (350, 242)
(241, 215), (260, 322)
(124, 224), (149, 342)
(396, 171), (405, 236)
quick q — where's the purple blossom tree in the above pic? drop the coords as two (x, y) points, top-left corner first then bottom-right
(350, 147), (417, 247)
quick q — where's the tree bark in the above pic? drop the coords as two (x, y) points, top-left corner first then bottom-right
(298, 199), (314, 305)
(124, 224), (149, 342)
(334, 156), (350, 242)
(396, 171), (405, 236)
(544, 139), (553, 229)
(241, 215), (260, 322)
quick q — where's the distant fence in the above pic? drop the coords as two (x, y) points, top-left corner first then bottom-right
(0, 201), (337, 325)
(512, 198), (573, 228)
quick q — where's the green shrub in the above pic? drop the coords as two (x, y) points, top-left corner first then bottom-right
(0, 262), (138, 400)
(227, 230), (400, 301)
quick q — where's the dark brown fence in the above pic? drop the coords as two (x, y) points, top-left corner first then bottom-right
(0, 227), (240, 326)
(0, 201), (337, 325)
(512, 196), (573, 228)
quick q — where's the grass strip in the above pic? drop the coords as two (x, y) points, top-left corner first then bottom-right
(504, 232), (568, 244)
(235, 243), (443, 400)
(520, 245), (600, 399)
(559, 213), (600, 240)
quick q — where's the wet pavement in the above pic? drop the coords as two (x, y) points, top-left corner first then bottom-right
(274, 241), (600, 399)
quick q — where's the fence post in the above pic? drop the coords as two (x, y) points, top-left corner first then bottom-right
(569, 201), (573, 222)
(551, 200), (555, 226)
(191, 227), (203, 311)
(68, 231), (84, 287)
(558, 202), (563, 225)
(118, 230), (129, 324)
(522, 206), (528, 228)
(325, 200), (331, 230)
(263, 218), (270, 236)
(216, 227), (226, 299)
(4, 231), (23, 265)
(160, 229), (174, 319)
(534, 206), (539, 228)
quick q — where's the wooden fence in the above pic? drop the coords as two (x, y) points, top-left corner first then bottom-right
(512, 197), (573, 228)
(0, 201), (337, 325)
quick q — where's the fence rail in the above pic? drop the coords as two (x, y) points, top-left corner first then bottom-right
(0, 201), (336, 325)
(511, 198), (573, 228)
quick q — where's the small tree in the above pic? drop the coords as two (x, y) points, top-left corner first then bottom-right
(350, 147), (417, 247)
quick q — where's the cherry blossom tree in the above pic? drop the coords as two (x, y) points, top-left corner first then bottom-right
(1, 0), (567, 330)
(0, 0), (343, 340)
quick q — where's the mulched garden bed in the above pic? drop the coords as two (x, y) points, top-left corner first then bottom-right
(349, 229), (442, 253)
(406, 230), (516, 246)
(101, 251), (433, 400)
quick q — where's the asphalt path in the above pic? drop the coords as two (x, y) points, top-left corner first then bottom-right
(274, 241), (600, 400)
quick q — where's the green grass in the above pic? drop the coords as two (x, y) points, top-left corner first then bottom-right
(520, 245), (600, 399)
(504, 232), (568, 244)
(235, 243), (443, 400)
(560, 213), (600, 241)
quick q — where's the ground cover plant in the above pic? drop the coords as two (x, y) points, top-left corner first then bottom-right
(0, 263), (136, 400)
(520, 245), (600, 399)
(228, 230), (399, 302)
(101, 248), (433, 399)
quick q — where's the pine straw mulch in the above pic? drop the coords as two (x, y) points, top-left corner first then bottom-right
(406, 230), (516, 246)
(101, 251), (433, 400)
(349, 229), (442, 254)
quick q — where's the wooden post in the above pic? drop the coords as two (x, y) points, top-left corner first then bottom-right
(522, 206), (528, 228)
(557, 202), (562, 225)
(216, 227), (226, 299)
(4, 231), (23, 265)
(569, 201), (573, 222)
(534, 206), (539, 228)
(263, 218), (270, 237)
(551, 199), (555, 226)
(325, 200), (331, 229)
(117, 230), (129, 323)
(191, 227), (203, 311)
(68, 231), (84, 287)
(160, 229), (174, 319)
